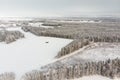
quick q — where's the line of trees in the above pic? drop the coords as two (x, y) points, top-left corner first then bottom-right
(42, 23), (61, 27)
(0, 57), (119, 80)
(21, 58), (120, 80)
(22, 26), (73, 39)
(56, 39), (89, 58)
(75, 33), (120, 43)
(22, 26), (120, 43)
(0, 30), (24, 44)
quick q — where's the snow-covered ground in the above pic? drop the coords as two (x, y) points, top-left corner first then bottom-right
(0, 17), (33, 21)
(68, 75), (120, 80)
(28, 22), (54, 28)
(77, 42), (120, 61)
(0, 27), (72, 80)
(58, 42), (120, 63)
(45, 42), (120, 70)
(0, 20), (119, 80)
(2, 22), (55, 29)
(0, 23), (17, 27)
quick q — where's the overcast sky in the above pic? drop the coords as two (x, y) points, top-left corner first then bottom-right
(0, 0), (120, 17)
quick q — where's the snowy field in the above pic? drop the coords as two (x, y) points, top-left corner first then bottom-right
(0, 27), (72, 79)
(0, 17), (33, 21)
(77, 42), (120, 61)
(28, 22), (54, 28)
(0, 21), (58, 29)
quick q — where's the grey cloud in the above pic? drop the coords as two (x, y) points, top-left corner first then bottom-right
(0, 0), (119, 17)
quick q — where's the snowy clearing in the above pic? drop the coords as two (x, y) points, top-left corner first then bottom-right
(0, 27), (72, 80)
(77, 42), (120, 61)
(28, 22), (54, 28)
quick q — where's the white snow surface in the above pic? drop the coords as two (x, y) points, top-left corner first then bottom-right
(0, 23), (17, 27)
(77, 43), (120, 61)
(68, 75), (120, 80)
(51, 42), (120, 67)
(0, 17), (33, 21)
(28, 22), (54, 28)
(0, 27), (72, 80)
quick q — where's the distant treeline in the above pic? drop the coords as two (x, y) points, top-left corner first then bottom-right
(21, 58), (120, 80)
(42, 23), (61, 27)
(22, 26), (120, 42)
(22, 26), (73, 39)
(0, 30), (24, 44)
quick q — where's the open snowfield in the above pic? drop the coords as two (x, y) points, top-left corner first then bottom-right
(0, 27), (72, 79)
(77, 42), (120, 61)
(0, 17), (33, 21)
(28, 22), (55, 28)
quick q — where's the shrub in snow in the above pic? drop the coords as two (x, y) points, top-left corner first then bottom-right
(0, 72), (15, 80)
(21, 26), (31, 32)
(21, 70), (43, 80)
(5, 34), (16, 44)
(0, 31), (6, 42)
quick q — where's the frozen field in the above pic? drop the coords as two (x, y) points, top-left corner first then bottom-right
(28, 22), (55, 28)
(0, 27), (72, 79)
(77, 42), (120, 61)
